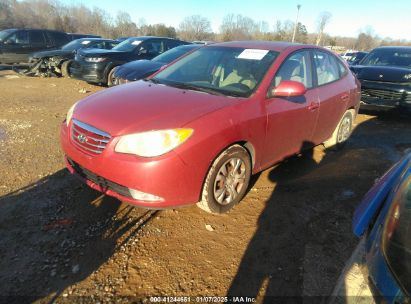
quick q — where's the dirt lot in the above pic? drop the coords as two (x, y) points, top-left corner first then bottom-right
(0, 68), (410, 303)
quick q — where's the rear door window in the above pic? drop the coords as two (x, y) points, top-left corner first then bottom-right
(313, 50), (340, 86)
(29, 31), (45, 46)
(165, 40), (183, 51)
(140, 40), (164, 56)
(48, 31), (68, 46)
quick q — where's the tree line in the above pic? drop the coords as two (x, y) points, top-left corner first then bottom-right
(1, 0), (410, 51)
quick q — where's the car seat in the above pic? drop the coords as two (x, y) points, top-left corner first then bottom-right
(220, 60), (257, 90)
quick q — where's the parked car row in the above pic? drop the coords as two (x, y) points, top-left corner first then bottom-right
(69, 36), (190, 86)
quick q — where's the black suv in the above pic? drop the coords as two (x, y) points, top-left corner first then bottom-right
(351, 46), (411, 113)
(0, 28), (70, 64)
(70, 36), (189, 86)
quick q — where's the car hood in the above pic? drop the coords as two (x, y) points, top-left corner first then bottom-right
(31, 49), (73, 59)
(114, 60), (164, 81)
(73, 81), (234, 136)
(352, 65), (411, 83)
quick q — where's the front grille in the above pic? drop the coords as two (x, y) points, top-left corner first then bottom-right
(67, 158), (132, 198)
(71, 119), (111, 155)
(362, 88), (403, 100)
(361, 88), (411, 103)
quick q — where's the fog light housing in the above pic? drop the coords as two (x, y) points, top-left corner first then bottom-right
(129, 188), (164, 202)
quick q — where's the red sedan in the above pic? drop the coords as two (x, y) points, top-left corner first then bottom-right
(61, 41), (360, 213)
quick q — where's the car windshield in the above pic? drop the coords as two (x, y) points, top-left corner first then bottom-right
(152, 46), (199, 64)
(361, 48), (411, 68)
(113, 38), (143, 52)
(0, 29), (14, 42)
(62, 39), (93, 51)
(383, 170), (411, 293)
(152, 46), (279, 98)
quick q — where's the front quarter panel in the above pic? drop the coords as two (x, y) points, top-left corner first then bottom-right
(176, 96), (266, 200)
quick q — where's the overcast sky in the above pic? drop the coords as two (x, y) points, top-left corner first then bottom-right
(61, 0), (410, 40)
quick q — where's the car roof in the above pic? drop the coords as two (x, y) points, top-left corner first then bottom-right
(374, 46), (411, 50)
(3, 28), (66, 33)
(126, 36), (180, 41)
(208, 40), (307, 52)
(174, 44), (201, 49)
(76, 38), (116, 42)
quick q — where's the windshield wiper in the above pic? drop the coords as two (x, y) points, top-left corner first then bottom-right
(144, 78), (162, 84)
(167, 82), (226, 96)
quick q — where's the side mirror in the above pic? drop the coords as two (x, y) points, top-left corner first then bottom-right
(271, 80), (307, 97)
(4, 39), (14, 45)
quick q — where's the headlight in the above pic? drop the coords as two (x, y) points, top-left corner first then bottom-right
(115, 129), (193, 157)
(66, 102), (77, 126)
(85, 57), (106, 63)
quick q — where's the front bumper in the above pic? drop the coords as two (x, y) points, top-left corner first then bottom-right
(70, 61), (107, 84)
(60, 122), (202, 208)
(360, 80), (411, 112)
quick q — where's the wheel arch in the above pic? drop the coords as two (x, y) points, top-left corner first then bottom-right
(197, 140), (257, 201)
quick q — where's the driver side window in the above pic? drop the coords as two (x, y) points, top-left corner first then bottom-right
(6, 31), (29, 44)
(272, 51), (313, 89)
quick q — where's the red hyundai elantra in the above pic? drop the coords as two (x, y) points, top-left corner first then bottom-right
(61, 41), (360, 213)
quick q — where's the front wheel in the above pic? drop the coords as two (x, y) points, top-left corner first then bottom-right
(61, 60), (72, 77)
(107, 67), (117, 87)
(197, 145), (251, 214)
(323, 110), (354, 150)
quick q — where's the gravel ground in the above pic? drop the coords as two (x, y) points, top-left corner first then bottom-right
(0, 69), (410, 303)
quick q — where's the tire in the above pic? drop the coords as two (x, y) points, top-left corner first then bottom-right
(197, 145), (252, 214)
(323, 110), (354, 150)
(61, 60), (72, 77)
(107, 67), (117, 87)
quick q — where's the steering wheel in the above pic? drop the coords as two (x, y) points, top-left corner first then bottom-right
(221, 83), (250, 92)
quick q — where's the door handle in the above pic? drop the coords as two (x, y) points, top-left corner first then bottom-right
(308, 102), (319, 111)
(341, 94), (349, 101)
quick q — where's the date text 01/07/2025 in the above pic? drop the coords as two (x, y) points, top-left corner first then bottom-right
(149, 296), (257, 303)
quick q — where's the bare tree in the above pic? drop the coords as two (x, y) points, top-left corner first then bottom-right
(315, 11), (332, 45)
(355, 27), (378, 51)
(113, 11), (138, 37)
(178, 15), (212, 41)
(219, 14), (258, 41)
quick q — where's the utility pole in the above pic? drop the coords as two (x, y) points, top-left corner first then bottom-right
(291, 4), (301, 43)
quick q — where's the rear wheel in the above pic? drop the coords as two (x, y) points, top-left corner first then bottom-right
(61, 60), (72, 77)
(323, 110), (354, 150)
(197, 145), (251, 214)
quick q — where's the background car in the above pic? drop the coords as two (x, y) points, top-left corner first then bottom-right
(70, 36), (189, 86)
(341, 50), (358, 61)
(112, 44), (201, 85)
(0, 28), (70, 64)
(61, 42), (360, 214)
(27, 38), (119, 77)
(353, 151), (411, 303)
(350, 46), (411, 113)
(347, 51), (368, 66)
